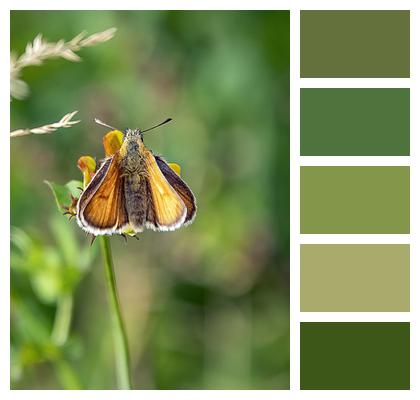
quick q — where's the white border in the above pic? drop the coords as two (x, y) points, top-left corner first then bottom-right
(300, 234), (411, 244)
(300, 313), (411, 322)
(300, 157), (410, 166)
(300, 79), (411, 88)
(3, 0), (420, 398)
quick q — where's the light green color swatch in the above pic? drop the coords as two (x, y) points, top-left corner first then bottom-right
(300, 167), (410, 234)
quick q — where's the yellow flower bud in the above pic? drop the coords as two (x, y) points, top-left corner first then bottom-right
(77, 156), (97, 188)
(103, 130), (124, 157)
(168, 162), (181, 176)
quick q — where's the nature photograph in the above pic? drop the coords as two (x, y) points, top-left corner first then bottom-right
(10, 10), (290, 389)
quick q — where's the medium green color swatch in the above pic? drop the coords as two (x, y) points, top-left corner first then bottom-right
(300, 322), (410, 390)
(300, 244), (410, 312)
(300, 11), (410, 77)
(300, 89), (410, 156)
(300, 167), (410, 234)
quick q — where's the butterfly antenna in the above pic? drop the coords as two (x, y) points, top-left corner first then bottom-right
(142, 118), (172, 134)
(94, 118), (118, 131)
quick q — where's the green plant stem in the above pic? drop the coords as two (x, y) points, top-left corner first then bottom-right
(54, 359), (82, 389)
(52, 294), (73, 346)
(100, 236), (133, 389)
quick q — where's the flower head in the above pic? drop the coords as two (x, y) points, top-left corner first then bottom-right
(77, 156), (96, 187)
(103, 130), (124, 157)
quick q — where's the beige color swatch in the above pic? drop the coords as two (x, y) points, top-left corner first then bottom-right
(301, 244), (409, 312)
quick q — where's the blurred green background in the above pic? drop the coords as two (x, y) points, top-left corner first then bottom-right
(10, 11), (290, 389)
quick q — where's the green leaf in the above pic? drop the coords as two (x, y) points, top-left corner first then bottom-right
(11, 227), (32, 254)
(44, 180), (82, 212)
(50, 215), (79, 269)
(31, 247), (63, 303)
(65, 180), (83, 198)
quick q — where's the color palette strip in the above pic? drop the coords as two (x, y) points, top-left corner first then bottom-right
(300, 88), (410, 156)
(300, 244), (410, 312)
(300, 166), (410, 234)
(299, 9), (411, 391)
(300, 10), (410, 77)
(300, 322), (410, 390)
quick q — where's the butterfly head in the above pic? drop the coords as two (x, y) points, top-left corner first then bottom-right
(124, 128), (143, 141)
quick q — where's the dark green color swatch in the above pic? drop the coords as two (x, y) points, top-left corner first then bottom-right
(300, 322), (410, 390)
(301, 11), (410, 77)
(300, 89), (410, 156)
(300, 167), (410, 234)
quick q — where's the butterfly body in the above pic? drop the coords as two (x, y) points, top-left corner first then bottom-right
(77, 127), (196, 236)
(119, 130), (146, 171)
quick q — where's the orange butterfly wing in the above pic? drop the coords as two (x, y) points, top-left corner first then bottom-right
(154, 156), (196, 224)
(77, 154), (129, 235)
(144, 150), (187, 231)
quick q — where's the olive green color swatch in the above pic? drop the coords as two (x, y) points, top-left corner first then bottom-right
(300, 322), (410, 390)
(300, 244), (410, 312)
(300, 89), (410, 156)
(300, 11), (410, 77)
(300, 166), (410, 234)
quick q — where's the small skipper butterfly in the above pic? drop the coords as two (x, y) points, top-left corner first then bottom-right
(77, 119), (196, 236)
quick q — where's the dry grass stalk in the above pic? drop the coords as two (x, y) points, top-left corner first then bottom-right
(10, 111), (80, 138)
(11, 28), (117, 99)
